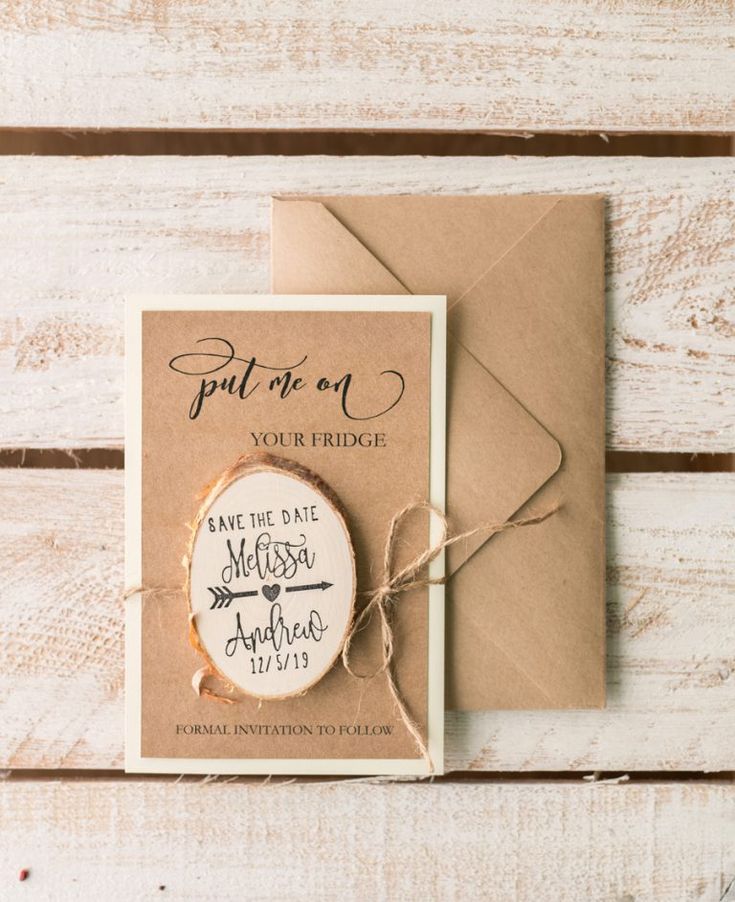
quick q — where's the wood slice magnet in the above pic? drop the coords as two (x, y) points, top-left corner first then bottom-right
(188, 455), (356, 700)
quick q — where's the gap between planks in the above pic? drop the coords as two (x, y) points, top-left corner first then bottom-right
(1, 770), (733, 785)
(0, 130), (731, 156)
(1, 450), (733, 473)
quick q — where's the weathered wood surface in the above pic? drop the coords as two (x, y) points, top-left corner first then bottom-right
(0, 156), (733, 452)
(1, 2), (733, 132)
(0, 780), (733, 901)
(2, 470), (732, 772)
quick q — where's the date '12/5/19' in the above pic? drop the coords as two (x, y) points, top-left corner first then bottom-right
(250, 651), (309, 676)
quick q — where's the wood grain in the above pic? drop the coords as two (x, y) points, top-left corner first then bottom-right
(2, 470), (732, 772)
(0, 156), (733, 452)
(0, 780), (733, 901)
(0, 2), (733, 132)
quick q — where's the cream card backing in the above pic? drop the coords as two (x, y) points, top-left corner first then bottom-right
(125, 295), (446, 775)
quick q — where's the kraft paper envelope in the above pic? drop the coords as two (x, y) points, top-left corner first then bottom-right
(271, 195), (605, 711)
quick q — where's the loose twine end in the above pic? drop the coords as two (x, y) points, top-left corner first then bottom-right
(341, 500), (561, 773)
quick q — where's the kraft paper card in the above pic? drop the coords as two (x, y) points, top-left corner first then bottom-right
(125, 294), (446, 775)
(271, 194), (606, 711)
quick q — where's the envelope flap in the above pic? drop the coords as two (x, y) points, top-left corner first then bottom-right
(447, 340), (561, 574)
(271, 198), (409, 296)
(448, 196), (605, 435)
(287, 195), (560, 302)
(272, 196), (562, 576)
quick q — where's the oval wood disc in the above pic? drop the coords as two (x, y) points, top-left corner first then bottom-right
(188, 455), (356, 700)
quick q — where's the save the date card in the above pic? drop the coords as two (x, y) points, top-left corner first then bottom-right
(125, 295), (446, 775)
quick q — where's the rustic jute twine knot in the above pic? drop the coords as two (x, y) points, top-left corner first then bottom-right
(341, 500), (561, 773)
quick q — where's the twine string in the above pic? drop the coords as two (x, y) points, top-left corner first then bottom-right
(341, 500), (561, 772)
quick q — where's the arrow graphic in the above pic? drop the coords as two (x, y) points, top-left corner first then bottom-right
(207, 581), (333, 609)
(285, 581), (333, 594)
(207, 586), (258, 610)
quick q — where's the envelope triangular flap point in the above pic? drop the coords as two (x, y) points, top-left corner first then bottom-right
(272, 194), (563, 576)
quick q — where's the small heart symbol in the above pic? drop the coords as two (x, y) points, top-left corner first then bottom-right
(262, 584), (281, 602)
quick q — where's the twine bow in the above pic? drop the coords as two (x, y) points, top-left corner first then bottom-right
(341, 500), (560, 772)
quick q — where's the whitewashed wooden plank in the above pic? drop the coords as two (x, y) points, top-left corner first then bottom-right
(0, 780), (733, 901)
(0, 469), (125, 769)
(0, 2), (732, 132)
(1, 471), (732, 771)
(0, 156), (733, 452)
